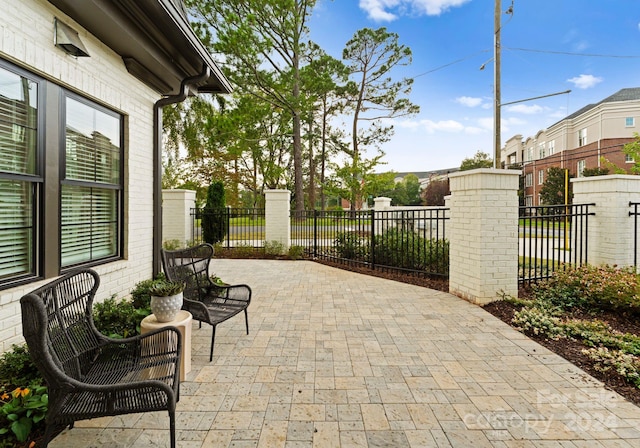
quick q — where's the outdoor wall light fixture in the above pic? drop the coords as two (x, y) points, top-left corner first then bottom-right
(54, 18), (90, 57)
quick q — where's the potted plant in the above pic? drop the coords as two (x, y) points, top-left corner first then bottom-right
(148, 280), (185, 322)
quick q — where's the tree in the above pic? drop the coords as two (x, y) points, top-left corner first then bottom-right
(582, 167), (610, 177)
(342, 27), (419, 210)
(539, 167), (571, 205)
(421, 179), (450, 206)
(460, 151), (493, 171)
(622, 132), (640, 174)
(187, 0), (317, 214)
(202, 181), (227, 245)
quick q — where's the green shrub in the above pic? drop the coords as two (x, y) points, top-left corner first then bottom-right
(93, 296), (149, 338)
(512, 306), (562, 338)
(288, 245), (305, 260)
(130, 273), (165, 310)
(534, 265), (640, 314)
(563, 320), (640, 355)
(264, 240), (285, 257)
(582, 347), (640, 387)
(334, 231), (369, 261)
(0, 346), (42, 390)
(0, 346), (46, 447)
(0, 385), (48, 445)
(373, 228), (449, 274)
(162, 239), (183, 250)
(234, 244), (256, 258)
(201, 181), (227, 245)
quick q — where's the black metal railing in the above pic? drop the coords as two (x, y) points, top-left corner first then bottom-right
(518, 203), (594, 285)
(291, 208), (450, 278)
(191, 207), (265, 248)
(630, 202), (640, 269)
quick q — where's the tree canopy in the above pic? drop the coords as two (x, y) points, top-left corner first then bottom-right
(460, 151), (493, 171)
(161, 1), (419, 212)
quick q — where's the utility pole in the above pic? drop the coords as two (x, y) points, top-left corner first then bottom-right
(493, 0), (501, 168)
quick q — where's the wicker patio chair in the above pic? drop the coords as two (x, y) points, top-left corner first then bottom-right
(161, 243), (252, 362)
(20, 269), (182, 448)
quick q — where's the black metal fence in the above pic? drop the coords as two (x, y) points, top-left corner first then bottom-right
(291, 208), (450, 278)
(630, 202), (640, 268)
(191, 208), (266, 249)
(518, 203), (594, 285)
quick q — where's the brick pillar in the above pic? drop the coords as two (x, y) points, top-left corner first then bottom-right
(265, 189), (291, 248)
(448, 169), (520, 304)
(572, 175), (640, 267)
(162, 189), (196, 245)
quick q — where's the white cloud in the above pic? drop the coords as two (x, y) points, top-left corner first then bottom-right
(505, 104), (543, 114)
(359, 0), (401, 21)
(359, 0), (470, 21)
(411, 0), (472, 15)
(420, 119), (465, 133)
(455, 96), (483, 107)
(567, 74), (603, 89)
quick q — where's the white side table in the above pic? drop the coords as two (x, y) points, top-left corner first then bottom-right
(141, 310), (192, 381)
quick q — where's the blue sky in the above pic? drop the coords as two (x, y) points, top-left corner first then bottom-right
(308, 0), (640, 172)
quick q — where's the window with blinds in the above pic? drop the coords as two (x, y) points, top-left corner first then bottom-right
(0, 65), (39, 281)
(61, 96), (122, 268)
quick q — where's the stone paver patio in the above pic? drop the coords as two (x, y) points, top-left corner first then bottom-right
(51, 260), (640, 447)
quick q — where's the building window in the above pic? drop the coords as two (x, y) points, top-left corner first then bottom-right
(0, 58), (124, 288)
(527, 147), (533, 161)
(538, 142), (546, 159)
(525, 173), (533, 187)
(578, 128), (587, 147)
(508, 154), (516, 165)
(626, 153), (635, 163)
(0, 63), (41, 284)
(577, 160), (586, 177)
(548, 140), (555, 155)
(525, 196), (533, 207)
(538, 170), (544, 185)
(626, 117), (635, 127)
(61, 95), (122, 268)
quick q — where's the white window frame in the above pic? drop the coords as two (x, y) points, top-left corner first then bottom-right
(525, 173), (533, 187)
(577, 160), (586, 178)
(626, 117), (635, 127)
(578, 128), (587, 147)
(538, 170), (544, 185)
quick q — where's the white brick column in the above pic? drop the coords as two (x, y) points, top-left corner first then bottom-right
(448, 169), (520, 304)
(265, 189), (291, 248)
(572, 175), (640, 267)
(373, 197), (392, 235)
(162, 189), (196, 245)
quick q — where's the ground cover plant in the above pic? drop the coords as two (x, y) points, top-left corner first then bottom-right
(484, 264), (640, 406)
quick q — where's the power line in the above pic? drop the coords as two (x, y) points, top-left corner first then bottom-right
(504, 47), (640, 59)
(412, 50), (490, 79)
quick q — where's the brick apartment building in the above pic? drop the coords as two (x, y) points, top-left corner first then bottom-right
(501, 88), (640, 206)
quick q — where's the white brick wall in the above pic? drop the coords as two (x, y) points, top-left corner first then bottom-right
(0, 0), (161, 352)
(163, 189), (196, 245)
(265, 190), (291, 247)
(448, 169), (520, 304)
(573, 175), (640, 267)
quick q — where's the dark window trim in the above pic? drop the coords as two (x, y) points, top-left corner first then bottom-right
(0, 59), (45, 289)
(59, 91), (125, 271)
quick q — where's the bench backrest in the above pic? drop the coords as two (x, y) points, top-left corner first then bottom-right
(161, 243), (214, 301)
(20, 269), (102, 386)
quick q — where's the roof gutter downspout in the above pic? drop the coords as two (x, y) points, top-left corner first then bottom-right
(152, 66), (211, 276)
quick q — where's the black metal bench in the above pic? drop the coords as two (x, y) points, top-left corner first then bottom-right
(161, 243), (252, 362)
(20, 268), (182, 448)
